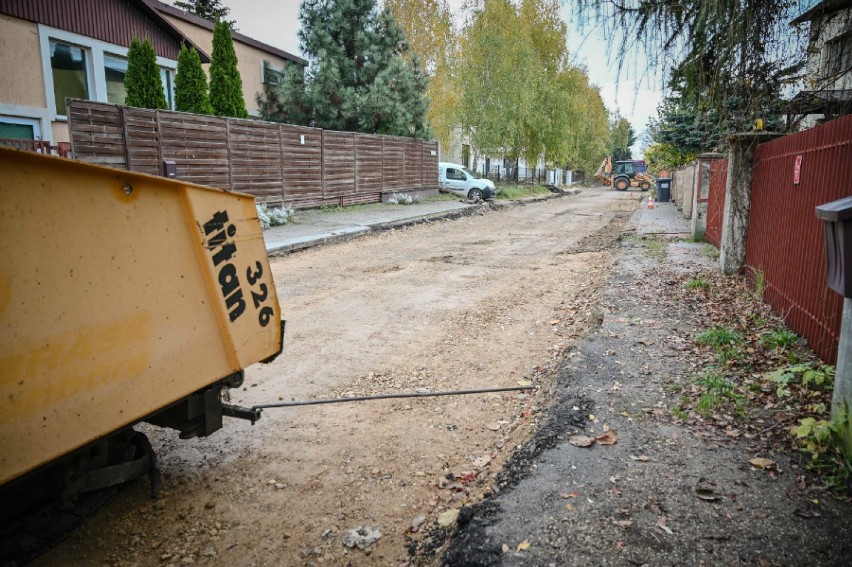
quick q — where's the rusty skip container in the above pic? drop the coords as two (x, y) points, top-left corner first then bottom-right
(0, 147), (283, 487)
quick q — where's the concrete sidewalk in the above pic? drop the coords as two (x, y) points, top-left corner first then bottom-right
(262, 199), (474, 255)
(634, 198), (691, 236)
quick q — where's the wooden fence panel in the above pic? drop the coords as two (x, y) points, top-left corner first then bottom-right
(382, 136), (404, 191)
(158, 113), (230, 190)
(422, 140), (439, 187)
(355, 133), (383, 194)
(403, 138), (421, 188)
(280, 124), (323, 201)
(67, 100), (440, 207)
(229, 120), (282, 204)
(123, 108), (160, 176)
(322, 130), (355, 197)
(67, 100), (126, 168)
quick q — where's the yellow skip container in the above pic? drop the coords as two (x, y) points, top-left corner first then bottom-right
(0, 147), (282, 486)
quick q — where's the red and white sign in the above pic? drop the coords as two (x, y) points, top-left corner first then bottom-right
(793, 154), (803, 185)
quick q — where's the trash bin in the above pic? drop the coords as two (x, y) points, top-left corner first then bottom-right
(656, 177), (672, 202)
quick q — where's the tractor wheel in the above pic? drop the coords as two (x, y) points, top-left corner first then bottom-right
(614, 177), (629, 191)
(640, 181), (651, 191)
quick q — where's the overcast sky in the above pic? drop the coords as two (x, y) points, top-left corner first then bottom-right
(222, 0), (661, 157)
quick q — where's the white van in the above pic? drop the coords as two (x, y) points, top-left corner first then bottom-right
(438, 162), (497, 201)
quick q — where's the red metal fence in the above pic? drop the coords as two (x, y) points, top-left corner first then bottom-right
(745, 114), (852, 363)
(704, 158), (728, 248)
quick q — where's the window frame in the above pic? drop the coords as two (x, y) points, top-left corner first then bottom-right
(38, 25), (177, 120)
(0, 115), (43, 140)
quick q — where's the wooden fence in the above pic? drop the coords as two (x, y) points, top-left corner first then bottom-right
(67, 99), (439, 208)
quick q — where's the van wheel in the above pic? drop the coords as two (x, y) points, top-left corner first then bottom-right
(468, 188), (483, 202)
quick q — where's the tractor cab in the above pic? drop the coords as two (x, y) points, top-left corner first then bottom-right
(613, 161), (637, 177)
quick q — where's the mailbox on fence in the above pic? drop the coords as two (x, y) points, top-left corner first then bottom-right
(815, 196), (852, 298)
(162, 160), (177, 179)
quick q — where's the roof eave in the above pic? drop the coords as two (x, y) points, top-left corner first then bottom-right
(135, 0), (211, 62)
(149, 0), (306, 66)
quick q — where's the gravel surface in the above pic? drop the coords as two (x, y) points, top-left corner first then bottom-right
(30, 187), (638, 567)
(439, 222), (852, 566)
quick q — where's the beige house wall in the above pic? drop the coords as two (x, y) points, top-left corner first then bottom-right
(162, 15), (292, 116)
(51, 121), (69, 144)
(0, 15), (47, 109)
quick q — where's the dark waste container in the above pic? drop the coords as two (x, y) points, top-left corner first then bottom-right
(656, 177), (672, 202)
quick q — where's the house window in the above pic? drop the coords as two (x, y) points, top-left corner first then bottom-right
(0, 116), (41, 140)
(50, 41), (90, 115)
(104, 54), (128, 105)
(823, 31), (852, 79)
(160, 68), (174, 109)
(104, 54), (174, 109)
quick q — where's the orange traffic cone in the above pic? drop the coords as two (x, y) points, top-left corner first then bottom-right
(647, 196), (655, 209)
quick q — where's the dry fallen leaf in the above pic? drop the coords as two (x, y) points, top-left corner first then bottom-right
(656, 516), (673, 535)
(694, 488), (721, 501)
(501, 544), (510, 553)
(558, 491), (579, 499)
(569, 435), (595, 447)
(613, 520), (633, 528)
(517, 539), (531, 551)
(565, 503), (574, 511)
(629, 455), (650, 462)
(596, 430), (618, 445)
(794, 508), (821, 519)
(517, 380), (533, 387)
(485, 422), (502, 431)
(750, 458), (776, 470)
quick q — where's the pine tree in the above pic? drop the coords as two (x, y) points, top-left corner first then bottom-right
(259, 0), (430, 138)
(173, 0), (235, 29)
(175, 44), (213, 114)
(208, 21), (248, 118)
(124, 38), (167, 109)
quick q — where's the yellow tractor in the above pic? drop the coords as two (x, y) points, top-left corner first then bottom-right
(594, 156), (655, 191)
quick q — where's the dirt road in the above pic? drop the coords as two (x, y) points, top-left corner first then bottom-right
(33, 187), (639, 567)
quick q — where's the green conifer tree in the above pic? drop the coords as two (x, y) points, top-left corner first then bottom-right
(175, 44), (213, 114)
(124, 38), (167, 109)
(259, 0), (429, 138)
(208, 21), (248, 118)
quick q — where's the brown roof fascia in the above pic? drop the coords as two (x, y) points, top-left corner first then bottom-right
(134, 0), (211, 62)
(149, 0), (307, 66)
(791, 0), (852, 25)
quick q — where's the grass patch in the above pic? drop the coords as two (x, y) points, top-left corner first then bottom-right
(642, 237), (666, 259)
(696, 326), (742, 349)
(701, 244), (720, 259)
(671, 406), (688, 420)
(695, 373), (743, 415)
(686, 277), (710, 289)
(495, 184), (552, 200)
(761, 328), (799, 350)
(314, 203), (372, 214)
(427, 192), (462, 202)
